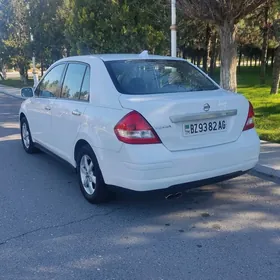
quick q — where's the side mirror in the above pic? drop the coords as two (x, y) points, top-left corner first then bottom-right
(21, 87), (34, 98)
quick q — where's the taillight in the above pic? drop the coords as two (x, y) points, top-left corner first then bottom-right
(243, 101), (255, 131)
(114, 111), (161, 144)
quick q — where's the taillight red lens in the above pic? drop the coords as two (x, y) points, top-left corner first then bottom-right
(114, 111), (161, 144)
(243, 101), (255, 131)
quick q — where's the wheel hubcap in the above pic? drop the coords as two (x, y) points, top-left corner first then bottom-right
(80, 155), (96, 195)
(22, 123), (30, 149)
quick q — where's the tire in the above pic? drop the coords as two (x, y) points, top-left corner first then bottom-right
(77, 145), (110, 204)
(20, 117), (37, 154)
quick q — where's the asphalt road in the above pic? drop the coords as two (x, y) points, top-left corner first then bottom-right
(0, 93), (280, 280)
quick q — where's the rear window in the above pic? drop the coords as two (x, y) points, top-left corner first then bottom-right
(105, 59), (218, 95)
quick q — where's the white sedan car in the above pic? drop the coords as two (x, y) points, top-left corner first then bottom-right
(19, 53), (260, 203)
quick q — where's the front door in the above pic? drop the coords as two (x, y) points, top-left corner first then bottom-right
(27, 63), (66, 149)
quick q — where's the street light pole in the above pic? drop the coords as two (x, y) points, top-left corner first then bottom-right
(30, 34), (38, 86)
(27, 3), (38, 87)
(171, 0), (177, 57)
(32, 52), (38, 86)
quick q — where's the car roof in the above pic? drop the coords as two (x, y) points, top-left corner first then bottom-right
(59, 53), (186, 63)
(92, 54), (185, 61)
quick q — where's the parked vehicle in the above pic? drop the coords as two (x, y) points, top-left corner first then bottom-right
(19, 53), (260, 203)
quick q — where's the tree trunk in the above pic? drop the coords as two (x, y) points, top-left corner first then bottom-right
(191, 56), (195, 64)
(209, 31), (218, 77)
(19, 66), (26, 85)
(197, 53), (201, 68)
(41, 57), (44, 78)
(260, 3), (269, 84)
(271, 46), (280, 94)
(25, 69), (28, 85)
(238, 48), (242, 74)
(203, 24), (211, 73)
(271, 49), (275, 68)
(0, 63), (6, 80)
(266, 56), (269, 67)
(2, 65), (6, 79)
(219, 21), (237, 92)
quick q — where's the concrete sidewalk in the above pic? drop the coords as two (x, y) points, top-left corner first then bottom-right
(0, 85), (22, 99)
(0, 84), (279, 180)
(255, 141), (280, 178)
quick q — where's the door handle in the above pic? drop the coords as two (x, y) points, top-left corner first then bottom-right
(72, 109), (81, 116)
(45, 105), (51, 111)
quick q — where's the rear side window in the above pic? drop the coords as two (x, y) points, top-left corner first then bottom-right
(61, 63), (88, 100)
(105, 59), (218, 95)
(80, 67), (90, 101)
(35, 64), (65, 98)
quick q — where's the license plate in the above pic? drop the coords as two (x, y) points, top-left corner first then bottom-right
(184, 119), (227, 136)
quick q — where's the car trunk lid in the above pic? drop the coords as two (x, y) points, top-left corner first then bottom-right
(119, 89), (249, 151)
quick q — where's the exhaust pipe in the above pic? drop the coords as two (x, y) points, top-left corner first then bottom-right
(165, 192), (183, 200)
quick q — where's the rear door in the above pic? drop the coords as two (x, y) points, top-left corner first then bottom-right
(50, 63), (90, 162)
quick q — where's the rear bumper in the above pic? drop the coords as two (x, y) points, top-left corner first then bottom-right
(99, 129), (260, 191)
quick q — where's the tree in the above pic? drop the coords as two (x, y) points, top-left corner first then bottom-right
(260, 1), (271, 84)
(28, 0), (67, 77)
(178, 0), (268, 92)
(271, 19), (280, 94)
(237, 13), (263, 72)
(61, 0), (169, 55)
(209, 29), (219, 77)
(2, 0), (31, 84)
(203, 24), (212, 73)
(0, 0), (13, 76)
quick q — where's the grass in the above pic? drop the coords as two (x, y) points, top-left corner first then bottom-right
(1, 67), (279, 142)
(0, 78), (34, 88)
(213, 66), (280, 143)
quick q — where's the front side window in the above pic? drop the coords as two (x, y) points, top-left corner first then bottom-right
(35, 64), (65, 98)
(61, 63), (88, 100)
(105, 59), (219, 95)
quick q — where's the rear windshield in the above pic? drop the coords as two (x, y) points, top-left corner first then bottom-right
(105, 59), (219, 95)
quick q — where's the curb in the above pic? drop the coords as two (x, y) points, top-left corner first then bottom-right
(1, 91), (25, 100)
(0, 84), (23, 100)
(0, 86), (24, 100)
(254, 163), (280, 179)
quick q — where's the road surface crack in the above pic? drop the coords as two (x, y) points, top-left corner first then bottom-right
(0, 207), (123, 246)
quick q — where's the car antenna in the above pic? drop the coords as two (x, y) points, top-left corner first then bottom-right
(139, 50), (149, 58)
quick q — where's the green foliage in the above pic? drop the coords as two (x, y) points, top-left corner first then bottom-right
(2, 0), (31, 81)
(0, 0), (279, 97)
(28, 0), (67, 67)
(0, 78), (34, 88)
(61, 0), (169, 54)
(0, 0), (12, 66)
(213, 66), (280, 142)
